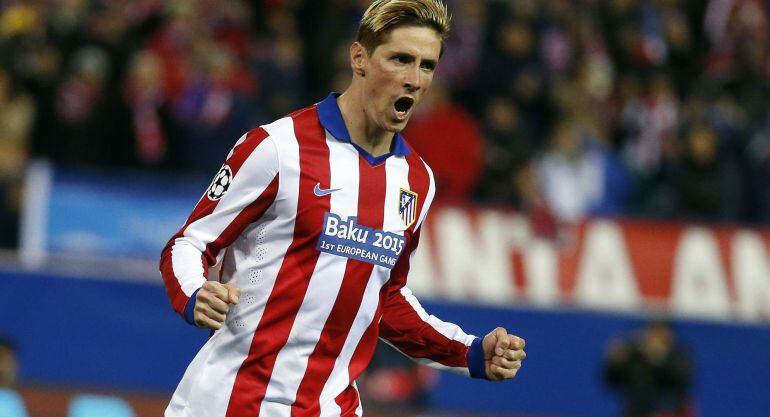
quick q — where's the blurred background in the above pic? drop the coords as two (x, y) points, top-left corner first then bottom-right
(0, 0), (769, 416)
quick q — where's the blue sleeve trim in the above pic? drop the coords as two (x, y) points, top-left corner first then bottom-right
(184, 288), (201, 326)
(467, 337), (488, 379)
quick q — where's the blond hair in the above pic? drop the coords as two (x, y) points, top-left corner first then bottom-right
(356, 0), (451, 54)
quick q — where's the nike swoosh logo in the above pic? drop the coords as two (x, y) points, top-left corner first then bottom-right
(314, 183), (341, 197)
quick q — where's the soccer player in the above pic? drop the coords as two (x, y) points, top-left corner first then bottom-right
(160, 1), (526, 416)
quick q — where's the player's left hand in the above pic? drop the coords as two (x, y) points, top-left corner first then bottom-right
(482, 327), (526, 381)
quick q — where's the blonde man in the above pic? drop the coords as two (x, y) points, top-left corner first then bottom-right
(161, 1), (526, 416)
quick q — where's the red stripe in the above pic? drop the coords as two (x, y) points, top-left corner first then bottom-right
(380, 291), (470, 368)
(291, 157), (387, 417)
(159, 128), (271, 315)
(226, 106), (330, 417)
(334, 384), (360, 416)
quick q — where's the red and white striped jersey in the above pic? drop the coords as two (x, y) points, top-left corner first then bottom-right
(160, 93), (485, 417)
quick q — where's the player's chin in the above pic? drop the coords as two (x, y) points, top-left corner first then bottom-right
(384, 116), (410, 132)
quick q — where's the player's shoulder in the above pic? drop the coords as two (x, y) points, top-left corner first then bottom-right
(254, 102), (320, 140)
(286, 102), (318, 120)
(400, 137), (434, 178)
(224, 126), (278, 167)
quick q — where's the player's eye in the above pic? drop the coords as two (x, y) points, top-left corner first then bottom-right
(392, 54), (411, 64)
(421, 61), (436, 71)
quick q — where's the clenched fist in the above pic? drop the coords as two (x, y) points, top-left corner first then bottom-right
(482, 327), (526, 381)
(193, 281), (241, 330)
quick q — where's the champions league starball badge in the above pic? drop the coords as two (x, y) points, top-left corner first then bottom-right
(207, 164), (233, 201)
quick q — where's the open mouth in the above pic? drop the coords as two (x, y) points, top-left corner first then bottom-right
(394, 97), (414, 119)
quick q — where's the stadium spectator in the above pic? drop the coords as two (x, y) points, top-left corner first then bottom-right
(515, 158), (559, 240)
(746, 115), (770, 222)
(0, 336), (17, 388)
(0, 68), (33, 248)
(439, 0), (486, 88)
(604, 321), (694, 417)
(620, 73), (679, 179)
(53, 45), (116, 165)
(474, 96), (530, 204)
(537, 120), (629, 223)
(403, 82), (485, 203)
(171, 42), (259, 172)
(0, 68), (33, 174)
(117, 49), (177, 168)
(663, 123), (741, 221)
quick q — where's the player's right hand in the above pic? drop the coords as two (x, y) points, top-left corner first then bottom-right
(193, 281), (241, 330)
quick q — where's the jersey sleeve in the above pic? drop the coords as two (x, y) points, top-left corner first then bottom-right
(159, 128), (280, 321)
(378, 164), (486, 378)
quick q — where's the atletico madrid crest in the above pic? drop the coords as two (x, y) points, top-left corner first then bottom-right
(399, 188), (418, 228)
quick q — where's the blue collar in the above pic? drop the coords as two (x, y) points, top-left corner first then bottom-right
(317, 92), (411, 166)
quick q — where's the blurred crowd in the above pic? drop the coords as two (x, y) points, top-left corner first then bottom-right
(603, 321), (694, 417)
(1, 0), (770, 248)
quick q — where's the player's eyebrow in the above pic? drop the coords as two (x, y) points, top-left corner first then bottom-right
(391, 51), (438, 69)
(391, 51), (415, 60)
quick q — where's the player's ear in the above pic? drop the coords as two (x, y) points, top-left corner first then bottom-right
(350, 42), (367, 77)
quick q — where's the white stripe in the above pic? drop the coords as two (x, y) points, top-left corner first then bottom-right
(166, 117), (299, 417)
(416, 157), (435, 230)
(258, 132), (361, 417)
(399, 286), (474, 345)
(317, 156), (410, 417)
(169, 241), (207, 296)
(354, 380), (363, 417)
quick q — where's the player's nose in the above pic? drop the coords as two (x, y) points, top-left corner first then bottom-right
(403, 65), (421, 92)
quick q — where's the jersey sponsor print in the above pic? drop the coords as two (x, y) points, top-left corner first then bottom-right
(317, 212), (406, 269)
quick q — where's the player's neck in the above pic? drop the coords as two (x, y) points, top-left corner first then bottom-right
(337, 90), (393, 157)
